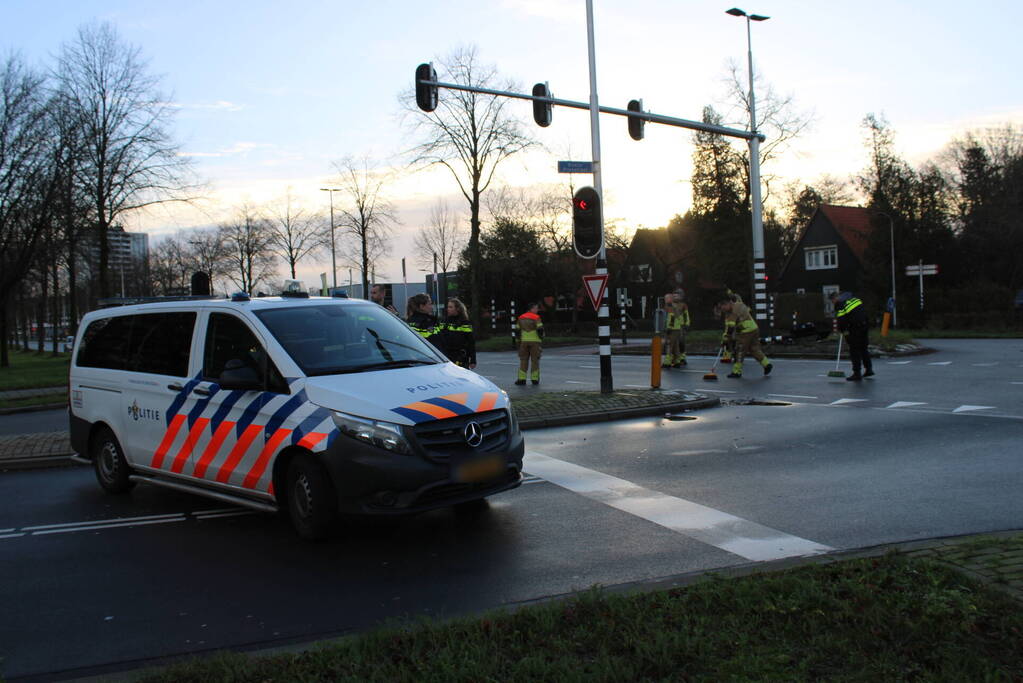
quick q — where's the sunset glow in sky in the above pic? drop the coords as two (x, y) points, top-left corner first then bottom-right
(4, 0), (1022, 286)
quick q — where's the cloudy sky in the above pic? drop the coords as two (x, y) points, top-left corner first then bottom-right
(4, 0), (1021, 286)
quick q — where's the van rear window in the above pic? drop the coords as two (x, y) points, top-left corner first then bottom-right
(77, 312), (195, 376)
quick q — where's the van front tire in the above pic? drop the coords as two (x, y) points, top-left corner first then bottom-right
(287, 454), (337, 541)
(92, 428), (135, 494)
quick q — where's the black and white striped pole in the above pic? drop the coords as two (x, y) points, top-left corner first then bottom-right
(585, 0), (612, 393)
(728, 7), (770, 330)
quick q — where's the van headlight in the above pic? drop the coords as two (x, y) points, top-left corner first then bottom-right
(331, 411), (412, 455)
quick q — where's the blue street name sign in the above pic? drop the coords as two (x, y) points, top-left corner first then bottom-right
(558, 160), (594, 174)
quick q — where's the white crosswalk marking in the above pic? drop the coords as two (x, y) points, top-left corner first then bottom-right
(887, 401), (927, 409)
(524, 452), (832, 562)
(928, 362), (952, 366)
(830, 398), (869, 405)
(888, 361), (912, 365)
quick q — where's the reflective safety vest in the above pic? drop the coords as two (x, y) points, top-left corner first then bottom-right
(730, 302), (759, 334)
(666, 303), (690, 330)
(518, 311), (543, 343)
(835, 297), (863, 318)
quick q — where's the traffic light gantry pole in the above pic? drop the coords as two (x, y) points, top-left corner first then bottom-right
(416, 56), (767, 395)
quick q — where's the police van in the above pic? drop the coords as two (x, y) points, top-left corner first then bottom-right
(68, 292), (524, 540)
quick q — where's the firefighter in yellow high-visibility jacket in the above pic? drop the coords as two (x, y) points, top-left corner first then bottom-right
(718, 291), (772, 378)
(662, 291), (690, 368)
(515, 302), (543, 385)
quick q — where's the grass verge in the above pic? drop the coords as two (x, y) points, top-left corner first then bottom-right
(140, 553), (1023, 682)
(0, 392), (66, 412)
(0, 349), (70, 391)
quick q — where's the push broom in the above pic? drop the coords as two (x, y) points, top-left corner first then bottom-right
(703, 344), (725, 381)
(827, 332), (846, 378)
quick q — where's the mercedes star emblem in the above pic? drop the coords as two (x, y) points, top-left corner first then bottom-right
(463, 421), (484, 448)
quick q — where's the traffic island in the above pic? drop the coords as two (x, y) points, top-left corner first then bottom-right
(512, 389), (719, 430)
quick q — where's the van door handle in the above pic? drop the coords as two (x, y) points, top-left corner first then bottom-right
(193, 387), (211, 396)
(168, 383), (184, 392)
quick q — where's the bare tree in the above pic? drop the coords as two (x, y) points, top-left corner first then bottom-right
(331, 156), (396, 294)
(148, 234), (191, 296)
(266, 188), (325, 279)
(0, 55), (51, 367)
(55, 21), (197, 299)
(412, 199), (465, 273)
(404, 45), (536, 327)
(219, 206), (277, 295)
(721, 60), (814, 203)
(185, 227), (231, 294)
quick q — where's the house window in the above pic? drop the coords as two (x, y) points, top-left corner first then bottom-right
(805, 246), (838, 270)
(822, 284), (840, 314)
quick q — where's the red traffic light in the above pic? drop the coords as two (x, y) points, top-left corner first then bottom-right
(575, 198), (589, 211)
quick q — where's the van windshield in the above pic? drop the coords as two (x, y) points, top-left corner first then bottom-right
(255, 303), (445, 377)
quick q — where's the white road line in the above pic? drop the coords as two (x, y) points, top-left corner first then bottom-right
(32, 517), (187, 535)
(194, 511), (255, 520)
(624, 384), (648, 388)
(0, 528), (13, 534)
(1011, 382), (1023, 385)
(953, 405), (995, 414)
(524, 452), (831, 561)
(578, 365), (600, 369)
(972, 363), (998, 367)
(669, 449), (729, 456)
(887, 401), (928, 409)
(830, 398), (869, 405)
(698, 389), (736, 394)
(23, 512), (187, 532)
(769, 393), (818, 399)
(928, 362), (952, 366)
(0, 533), (26, 539)
(565, 380), (588, 384)
(887, 361), (912, 365)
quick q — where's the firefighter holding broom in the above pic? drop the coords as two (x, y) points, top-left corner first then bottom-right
(662, 291), (690, 368)
(718, 291), (773, 378)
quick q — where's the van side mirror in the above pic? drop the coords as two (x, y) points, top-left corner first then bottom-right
(218, 358), (263, 391)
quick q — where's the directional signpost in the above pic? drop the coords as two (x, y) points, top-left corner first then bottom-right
(905, 261), (939, 310)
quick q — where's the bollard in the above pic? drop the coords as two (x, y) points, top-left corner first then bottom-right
(881, 311), (891, 337)
(650, 336), (662, 388)
(510, 300), (517, 350)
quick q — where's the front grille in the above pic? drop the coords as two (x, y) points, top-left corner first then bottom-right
(412, 409), (509, 460)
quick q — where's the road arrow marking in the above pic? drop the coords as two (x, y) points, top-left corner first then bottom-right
(830, 398), (870, 405)
(953, 405), (995, 413)
(928, 361), (952, 366)
(887, 401), (928, 409)
(524, 451), (832, 561)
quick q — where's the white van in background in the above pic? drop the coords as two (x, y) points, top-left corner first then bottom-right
(68, 293), (523, 540)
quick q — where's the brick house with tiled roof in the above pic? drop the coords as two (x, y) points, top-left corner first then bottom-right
(776, 204), (876, 301)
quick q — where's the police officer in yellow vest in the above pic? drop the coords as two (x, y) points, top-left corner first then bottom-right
(662, 291), (690, 368)
(718, 291), (772, 378)
(515, 302), (543, 385)
(830, 291), (874, 381)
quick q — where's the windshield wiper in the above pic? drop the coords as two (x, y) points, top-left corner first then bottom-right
(336, 359), (438, 374)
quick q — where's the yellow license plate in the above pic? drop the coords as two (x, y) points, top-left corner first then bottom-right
(455, 455), (504, 483)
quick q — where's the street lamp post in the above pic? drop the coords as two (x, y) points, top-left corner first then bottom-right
(876, 211), (897, 327)
(727, 7), (770, 325)
(319, 188), (340, 290)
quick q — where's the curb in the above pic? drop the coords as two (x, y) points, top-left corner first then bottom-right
(519, 396), (719, 430)
(0, 401), (66, 416)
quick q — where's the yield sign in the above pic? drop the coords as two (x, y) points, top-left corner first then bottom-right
(582, 274), (608, 311)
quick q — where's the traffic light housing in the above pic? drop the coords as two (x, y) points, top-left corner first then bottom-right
(532, 82), (552, 127)
(627, 99), (645, 141)
(572, 186), (602, 259)
(415, 63), (438, 112)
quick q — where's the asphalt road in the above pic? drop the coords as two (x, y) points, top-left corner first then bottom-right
(1, 338), (1021, 680)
